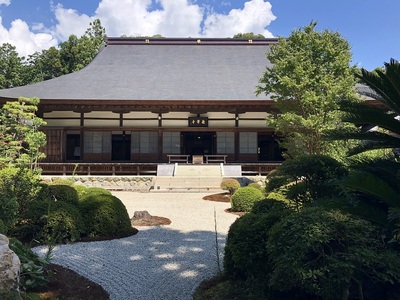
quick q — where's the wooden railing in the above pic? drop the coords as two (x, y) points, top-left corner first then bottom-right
(38, 162), (282, 176)
(39, 163), (158, 176)
(167, 155), (190, 163)
(240, 163), (281, 176)
(205, 155), (227, 164)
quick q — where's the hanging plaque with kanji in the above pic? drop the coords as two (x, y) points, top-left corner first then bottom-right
(188, 117), (208, 127)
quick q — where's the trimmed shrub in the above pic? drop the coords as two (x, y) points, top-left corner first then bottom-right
(40, 201), (85, 243)
(265, 169), (290, 192)
(251, 198), (290, 215)
(266, 154), (348, 204)
(267, 208), (400, 299)
(247, 182), (262, 190)
(230, 186), (264, 212)
(266, 191), (289, 202)
(45, 182), (79, 206)
(78, 187), (132, 237)
(224, 206), (293, 282)
(220, 178), (240, 195)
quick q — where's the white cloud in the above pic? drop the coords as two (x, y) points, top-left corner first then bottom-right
(0, 0), (11, 6)
(202, 0), (276, 37)
(95, 0), (203, 37)
(0, 0), (276, 57)
(52, 4), (92, 41)
(0, 17), (57, 58)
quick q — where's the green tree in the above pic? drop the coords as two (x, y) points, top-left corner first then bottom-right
(0, 43), (25, 89)
(256, 22), (358, 159)
(0, 97), (47, 169)
(233, 32), (265, 39)
(59, 19), (107, 73)
(25, 47), (63, 83)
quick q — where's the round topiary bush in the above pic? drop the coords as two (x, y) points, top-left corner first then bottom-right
(45, 182), (80, 206)
(40, 201), (85, 243)
(251, 198), (290, 215)
(267, 207), (400, 299)
(74, 185), (112, 198)
(78, 187), (133, 238)
(220, 178), (241, 195)
(247, 182), (262, 190)
(224, 206), (293, 286)
(230, 186), (264, 212)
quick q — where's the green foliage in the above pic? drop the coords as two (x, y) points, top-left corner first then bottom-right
(45, 183), (79, 206)
(326, 59), (400, 211)
(0, 289), (22, 300)
(251, 198), (290, 215)
(0, 166), (42, 228)
(0, 43), (24, 89)
(247, 182), (262, 190)
(233, 32), (265, 39)
(266, 191), (289, 202)
(0, 218), (6, 234)
(223, 205), (293, 294)
(11, 182), (130, 243)
(0, 97), (46, 169)
(266, 154), (348, 207)
(265, 169), (291, 192)
(220, 178), (240, 195)
(267, 207), (400, 299)
(59, 19), (107, 74)
(9, 238), (51, 292)
(0, 192), (18, 230)
(328, 59), (400, 156)
(256, 22), (358, 159)
(78, 187), (132, 237)
(230, 187), (264, 212)
(74, 185), (111, 199)
(25, 46), (64, 83)
(0, 19), (106, 86)
(40, 201), (84, 243)
(224, 206), (400, 299)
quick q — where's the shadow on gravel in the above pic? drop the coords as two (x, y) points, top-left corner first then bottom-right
(34, 227), (227, 300)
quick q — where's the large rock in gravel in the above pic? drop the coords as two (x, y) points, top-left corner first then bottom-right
(0, 234), (21, 295)
(133, 210), (152, 220)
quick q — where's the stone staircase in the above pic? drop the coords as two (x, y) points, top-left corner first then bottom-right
(152, 164), (224, 192)
(174, 164), (222, 177)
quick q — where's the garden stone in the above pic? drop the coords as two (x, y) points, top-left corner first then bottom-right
(132, 210), (152, 220)
(0, 234), (21, 295)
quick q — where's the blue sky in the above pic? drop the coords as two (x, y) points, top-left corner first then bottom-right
(0, 0), (398, 70)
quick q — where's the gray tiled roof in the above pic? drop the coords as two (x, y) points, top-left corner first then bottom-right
(0, 38), (276, 101)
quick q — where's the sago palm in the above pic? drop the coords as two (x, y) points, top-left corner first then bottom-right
(328, 59), (400, 227)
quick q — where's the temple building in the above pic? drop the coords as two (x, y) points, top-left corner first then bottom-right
(0, 38), (283, 174)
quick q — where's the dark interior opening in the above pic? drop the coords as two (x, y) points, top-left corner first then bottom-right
(112, 134), (131, 161)
(66, 134), (80, 160)
(258, 133), (284, 161)
(182, 132), (215, 156)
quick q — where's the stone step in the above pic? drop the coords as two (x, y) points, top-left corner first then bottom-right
(174, 164), (222, 177)
(152, 176), (224, 192)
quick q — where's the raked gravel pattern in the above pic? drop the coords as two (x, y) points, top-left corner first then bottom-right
(34, 191), (238, 300)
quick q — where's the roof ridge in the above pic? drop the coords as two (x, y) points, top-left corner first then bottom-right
(106, 37), (278, 46)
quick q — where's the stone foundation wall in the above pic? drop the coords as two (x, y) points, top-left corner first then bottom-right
(41, 175), (265, 192)
(42, 176), (155, 192)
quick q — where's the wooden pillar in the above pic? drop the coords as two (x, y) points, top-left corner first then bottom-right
(235, 114), (239, 162)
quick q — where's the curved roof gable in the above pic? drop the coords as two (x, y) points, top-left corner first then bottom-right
(0, 38), (276, 102)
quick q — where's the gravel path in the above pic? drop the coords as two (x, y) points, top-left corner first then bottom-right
(34, 192), (238, 300)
